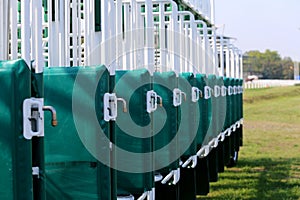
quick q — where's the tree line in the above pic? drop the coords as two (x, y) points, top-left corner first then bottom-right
(243, 50), (294, 79)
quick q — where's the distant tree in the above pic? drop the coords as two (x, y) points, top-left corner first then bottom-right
(243, 50), (294, 79)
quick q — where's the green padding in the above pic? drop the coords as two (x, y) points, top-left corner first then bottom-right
(178, 73), (198, 158)
(153, 72), (179, 173)
(114, 69), (154, 195)
(216, 76), (226, 135)
(206, 75), (216, 142)
(194, 74), (209, 148)
(0, 59), (33, 199)
(223, 78), (231, 129)
(44, 66), (112, 200)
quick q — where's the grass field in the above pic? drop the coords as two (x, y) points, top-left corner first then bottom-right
(198, 86), (300, 200)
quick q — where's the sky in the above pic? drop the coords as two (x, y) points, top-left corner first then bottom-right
(214, 0), (300, 61)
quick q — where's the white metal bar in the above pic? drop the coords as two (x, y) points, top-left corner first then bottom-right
(32, 0), (44, 72)
(72, 0), (78, 66)
(144, 0), (155, 75)
(235, 49), (240, 79)
(240, 52), (243, 79)
(170, 1), (179, 74)
(21, 0), (31, 66)
(230, 47), (235, 78)
(65, 0), (71, 65)
(115, 0), (123, 70)
(158, 2), (166, 72)
(225, 46), (230, 77)
(219, 36), (224, 76)
(10, 0), (18, 59)
(0, 0), (10, 60)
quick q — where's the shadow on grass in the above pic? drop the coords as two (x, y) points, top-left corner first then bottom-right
(197, 158), (300, 200)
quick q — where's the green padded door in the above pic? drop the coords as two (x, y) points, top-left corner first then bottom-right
(153, 71), (179, 173)
(0, 59), (33, 199)
(153, 71), (179, 200)
(195, 74), (210, 195)
(43, 66), (113, 200)
(178, 73), (198, 200)
(114, 69), (154, 197)
(178, 73), (198, 158)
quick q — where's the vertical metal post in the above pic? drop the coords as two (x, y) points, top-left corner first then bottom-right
(230, 47), (235, 78)
(21, 0), (31, 66)
(219, 36), (225, 76)
(10, 0), (18, 59)
(159, 2), (166, 71)
(225, 44), (230, 77)
(145, 0), (155, 75)
(240, 52), (243, 79)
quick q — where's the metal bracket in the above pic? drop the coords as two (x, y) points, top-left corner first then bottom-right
(23, 98), (44, 140)
(238, 86), (243, 94)
(214, 85), (221, 97)
(182, 155), (197, 168)
(204, 86), (212, 99)
(191, 87), (202, 102)
(173, 88), (186, 107)
(233, 86), (237, 95)
(32, 166), (40, 178)
(104, 93), (127, 122)
(161, 168), (180, 185)
(228, 86), (233, 96)
(147, 90), (162, 113)
(221, 86), (227, 97)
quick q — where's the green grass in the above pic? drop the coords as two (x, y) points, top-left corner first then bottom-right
(197, 86), (300, 200)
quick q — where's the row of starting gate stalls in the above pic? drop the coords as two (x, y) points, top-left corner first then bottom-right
(0, 59), (243, 200)
(0, 0), (243, 199)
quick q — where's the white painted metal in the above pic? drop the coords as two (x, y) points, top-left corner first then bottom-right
(219, 36), (225, 76)
(10, 0), (18, 59)
(21, 0), (31, 66)
(0, 0), (8, 60)
(32, 0), (44, 73)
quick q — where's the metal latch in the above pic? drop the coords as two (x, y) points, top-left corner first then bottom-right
(238, 86), (243, 94)
(173, 88), (186, 107)
(147, 90), (162, 113)
(221, 86), (227, 96)
(204, 86), (212, 99)
(214, 85), (221, 97)
(228, 86), (233, 96)
(23, 98), (44, 139)
(191, 87), (202, 102)
(23, 98), (57, 140)
(233, 86), (237, 95)
(104, 93), (127, 121)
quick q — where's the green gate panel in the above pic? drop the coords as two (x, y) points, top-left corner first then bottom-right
(194, 74), (209, 148)
(114, 69), (154, 196)
(178, 73), (198, 200)
(0, 59), (33, 200)
(178, 73), (198, 158)
(223, 77), (231, 130)
(43, 66), (112, 200)
(239, 79), (244, 147)
(153, 71), (179, 173)
(206, 74), (217, 143)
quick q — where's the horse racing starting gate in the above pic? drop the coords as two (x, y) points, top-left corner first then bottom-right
(0, 0), (243, 199)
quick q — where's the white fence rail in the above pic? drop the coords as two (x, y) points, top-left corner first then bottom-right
(244, 80), (300, 89)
